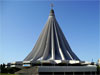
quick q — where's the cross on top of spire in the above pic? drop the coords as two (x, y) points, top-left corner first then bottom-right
(50, 3), (54, 9)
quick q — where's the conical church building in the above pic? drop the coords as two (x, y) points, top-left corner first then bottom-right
(9, 9), (97, 75)
(24, 9), (80, 63)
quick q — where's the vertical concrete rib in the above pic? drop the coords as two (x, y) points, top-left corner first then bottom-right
(53, 18), (65, 60)
(55, 20), (72, 60)
(42, 17), (52, 60)
(51, 17), (55, 60)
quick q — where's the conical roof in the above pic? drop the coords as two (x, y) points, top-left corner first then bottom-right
(24, 9), (80, 62)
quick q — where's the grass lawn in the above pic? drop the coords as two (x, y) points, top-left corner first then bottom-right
(0, 73), (16, 75)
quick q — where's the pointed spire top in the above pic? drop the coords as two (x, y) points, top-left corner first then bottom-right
(49, 3), (55, 16)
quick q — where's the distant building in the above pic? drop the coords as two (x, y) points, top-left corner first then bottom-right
(98, 59), (100, 65)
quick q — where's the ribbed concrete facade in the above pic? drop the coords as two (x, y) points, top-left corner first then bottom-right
(24, 9), (80, 62)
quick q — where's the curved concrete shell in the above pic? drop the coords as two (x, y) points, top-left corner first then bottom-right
(24, 9), (80, 62)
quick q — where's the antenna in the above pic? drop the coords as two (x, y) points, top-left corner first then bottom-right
(50, 3), (54, 9)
